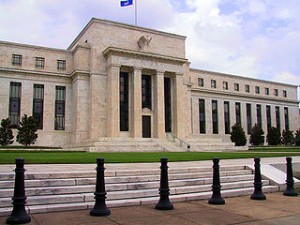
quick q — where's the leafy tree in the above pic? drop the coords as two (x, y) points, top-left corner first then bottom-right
(266, 127), (281, 146)
(281, 129), (294, 146)
(295, 129), (300, 146)
(230, 123), (247, 146)
(0, 118), (14, 146)
(16, 114), (38, 146)
(249, 124), (264, 146)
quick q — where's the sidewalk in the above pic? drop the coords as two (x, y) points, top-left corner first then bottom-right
(1, 192), (299, 225)
(1, 156), (300, 173)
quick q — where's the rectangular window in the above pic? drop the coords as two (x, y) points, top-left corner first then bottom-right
(246, 103), (252, 134)
(245, 85), (250, 93)
(255, 86), (260, 94)
(223, 81), (228, 90)
(120, 72), (129, 131)
(275, 106), (280, 131)
(55, 86), (66, 130)
(274, 89), (278, 96)
(12, 54), (22, 66)
(57, 60), (66, 71)
(256, 104), (262, 128)
(164, 77), (172, 132)
(235, 102), (241, 125)
(198, 78), (204, 87)
(9, 82), (21, 127)
(283, 90), (287, 98)
(35, 57), (45, 69)
(142, 75), (152, 109)
(199, 99), (206, 134)
(234, 83), (239, 91)
(212, 100), (218, 134)
(284, 107), (289, 131)
(265, 88), (269, 95)
(224, 101), (230, 134)
(33, 84), (44, 129)
(266, 105), (271, 130)
(211, 79), (216, 88)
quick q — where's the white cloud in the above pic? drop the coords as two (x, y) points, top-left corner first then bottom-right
(0, 0), (299, 96)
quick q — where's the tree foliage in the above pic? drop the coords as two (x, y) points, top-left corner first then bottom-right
(0, 118), (14, 146)
(281, 129), (294, 146)
(295, 129), (300, 146)
(249, 124), (264, 146)
(266, 127), (281, 146)
(230, 124), (247, 146)
(16, 114), (38, 146)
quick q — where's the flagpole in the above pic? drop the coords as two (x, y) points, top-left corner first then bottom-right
(135, 0), (137, 26)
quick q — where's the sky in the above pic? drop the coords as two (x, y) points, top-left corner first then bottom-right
(0, 0), (299, 99)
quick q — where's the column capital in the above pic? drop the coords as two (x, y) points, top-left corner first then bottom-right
(156, 70), (165, 75)
(134, 67), (143, 71)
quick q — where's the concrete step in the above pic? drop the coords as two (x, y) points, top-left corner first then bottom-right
(0, 168), (252, 189)
(0, 164), (280, 216)
(0, 185), (278, 216)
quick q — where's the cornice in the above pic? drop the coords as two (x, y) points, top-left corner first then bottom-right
(103, 46), (188, 64)
(0, 67), (71, 78)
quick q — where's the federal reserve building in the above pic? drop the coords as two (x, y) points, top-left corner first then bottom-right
(0, 18), (299, 151)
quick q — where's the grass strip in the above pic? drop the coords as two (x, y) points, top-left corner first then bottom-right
(0, 151), (300, 164)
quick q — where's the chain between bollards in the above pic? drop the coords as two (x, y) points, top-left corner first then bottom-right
(155, 157), (174, 210)
(90, 158), (111, 216)
(6, 158), (31, 225)
(251, 157), (266, 200)
(208, 157), (225, 205)
(283, 157), (298, 196)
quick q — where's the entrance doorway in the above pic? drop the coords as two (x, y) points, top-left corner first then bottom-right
(142, 116), (151, 138)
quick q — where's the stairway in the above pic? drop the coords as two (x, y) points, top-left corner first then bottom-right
(0, 165), (278, 216)
(183, 136), (248, 152)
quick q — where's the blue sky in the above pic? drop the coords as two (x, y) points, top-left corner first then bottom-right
(0, 0), (299, 98)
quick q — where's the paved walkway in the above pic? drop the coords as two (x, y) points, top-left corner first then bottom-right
(1, 192), (299, 225)
(1, 156), (300, 173)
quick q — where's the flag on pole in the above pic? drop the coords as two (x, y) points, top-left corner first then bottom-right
(120, 0), (133, 7)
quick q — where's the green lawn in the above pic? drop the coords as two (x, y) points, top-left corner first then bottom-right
(0, 150), (300, 164)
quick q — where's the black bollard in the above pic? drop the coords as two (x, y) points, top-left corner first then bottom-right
(155, 157), (174, 210)
(208, 158), (225, 205)
(6, 158), (31, 225)
(90, 158), (111, 216)
(251, 157), (266, 200)
(283, 157), (298, 196)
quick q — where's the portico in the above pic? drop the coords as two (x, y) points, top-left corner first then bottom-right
(103, 47), (188, 139)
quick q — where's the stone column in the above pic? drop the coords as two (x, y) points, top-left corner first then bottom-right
(206, 98), (213, 134)
(132, 67), (142, 137)
(218, 100), (225, 135)
(173, 74), (184, 138)
(261, 104), (268, 138)
(107, 65), (120, 137)
(154, 71), (165, 138)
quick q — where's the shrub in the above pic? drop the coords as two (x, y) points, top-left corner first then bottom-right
(230, 124), (247, 146)
(267, 127), (281, 145)
(16, 114), (38, 146)
(0, 118), (14, 146)
(295, 129), (300, 146)
(281, 129), (294, 146)
(249, 124), (264, 146)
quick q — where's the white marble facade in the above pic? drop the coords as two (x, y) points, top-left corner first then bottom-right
(0, 18), (299, 147)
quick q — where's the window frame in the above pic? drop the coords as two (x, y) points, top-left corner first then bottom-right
(12, 54), (22, 66)
(35, 57), (45, 69)
(57, 60), (66, 71)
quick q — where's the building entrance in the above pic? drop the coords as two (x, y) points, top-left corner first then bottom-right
(142, 116), (151, 138)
